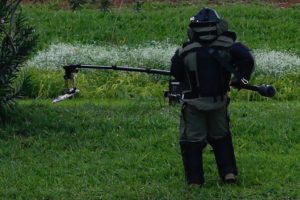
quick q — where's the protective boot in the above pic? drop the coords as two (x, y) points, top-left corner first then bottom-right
(180, 141), (206, 185)
(209, 134), (238, 182)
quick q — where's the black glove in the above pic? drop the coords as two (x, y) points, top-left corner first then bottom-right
(230, 77), (248, 89)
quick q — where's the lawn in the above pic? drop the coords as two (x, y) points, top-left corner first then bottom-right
(0, 99), (299, 199)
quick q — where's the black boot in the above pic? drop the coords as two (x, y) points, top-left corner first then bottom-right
(180, 141), (206, 185)
(209, 134), (238, 182)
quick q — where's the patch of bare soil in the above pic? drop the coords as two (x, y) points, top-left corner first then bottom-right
(269, 0), (300, 7)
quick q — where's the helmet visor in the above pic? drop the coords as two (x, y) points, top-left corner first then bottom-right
(189, 21), (217, 28)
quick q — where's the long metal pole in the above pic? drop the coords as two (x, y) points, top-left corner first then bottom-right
(64, 64), (171, 76)
(63, 64), (275, 97)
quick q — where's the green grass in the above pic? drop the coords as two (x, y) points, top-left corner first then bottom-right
(0, 99), (299, 199)
(23, 68), (169, 99)
(21, 67), (300, 101)
(23, 3), (300, 54)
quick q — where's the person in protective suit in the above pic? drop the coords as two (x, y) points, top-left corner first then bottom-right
(171, 8), (255, 186)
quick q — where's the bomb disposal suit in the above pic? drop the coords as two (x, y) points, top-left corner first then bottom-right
(171, 8), (255, 185)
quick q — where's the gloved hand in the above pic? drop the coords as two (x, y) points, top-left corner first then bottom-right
(230, 77), (248, 89)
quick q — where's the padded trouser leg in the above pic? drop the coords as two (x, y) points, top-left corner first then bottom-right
(209, 134), (237, 180)
(180, 141), (206, 185)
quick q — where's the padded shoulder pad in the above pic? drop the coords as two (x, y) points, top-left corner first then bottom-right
(223, 31), (237, 41)
(211, 31), (236, 48)
(178, 42), (202, 57)
(182, 41), (193, 48)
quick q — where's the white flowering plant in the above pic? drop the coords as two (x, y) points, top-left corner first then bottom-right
(24, 42), (300, 101)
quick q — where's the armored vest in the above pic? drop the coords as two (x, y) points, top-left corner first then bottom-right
(178, 34), (235, 98)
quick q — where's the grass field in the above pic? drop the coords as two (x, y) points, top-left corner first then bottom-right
(1, 1), (300, 199)
(0, 99), (299, 199)
(23, 2), (300, 53)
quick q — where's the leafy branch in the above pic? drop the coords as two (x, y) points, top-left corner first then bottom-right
(0, 0), (37, 122)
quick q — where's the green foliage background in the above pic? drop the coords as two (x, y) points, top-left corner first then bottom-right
(0, 0), (36, 121)
(23, 3), (300, 52)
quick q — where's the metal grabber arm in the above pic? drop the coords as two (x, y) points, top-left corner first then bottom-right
(52, 65), (80, 103)
(235, 83), (276, 98)
(64, 64), (78, 90)
(53, 64), (172, 103)
(52, 64), (276, 104)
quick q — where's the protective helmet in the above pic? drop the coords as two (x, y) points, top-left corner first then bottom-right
(188, 8), (228, 42)
(190, 7), (220, 25)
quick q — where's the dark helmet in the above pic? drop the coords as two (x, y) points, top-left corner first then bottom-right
(188, 8), (228, 42)
(190, 7), (220, 26)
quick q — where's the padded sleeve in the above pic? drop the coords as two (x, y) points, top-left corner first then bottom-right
(230, 42), (255, 80)
(170, 49), (185, 81)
